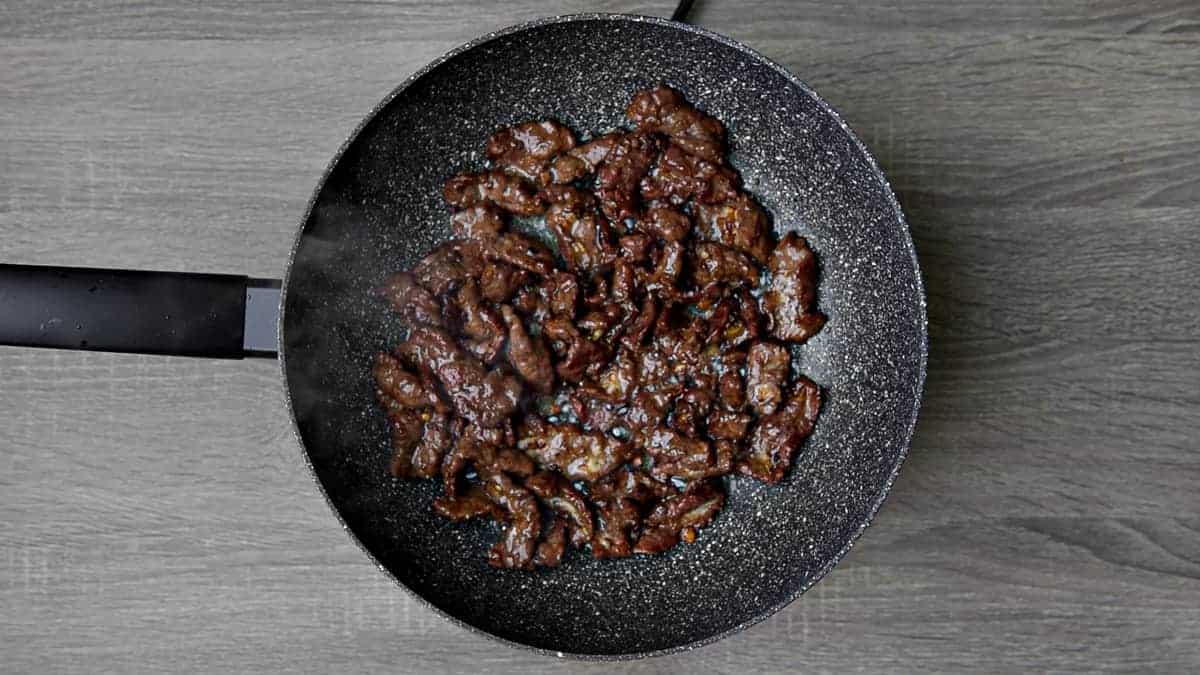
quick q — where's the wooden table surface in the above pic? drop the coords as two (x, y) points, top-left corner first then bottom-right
(2, 1), (1198, 672)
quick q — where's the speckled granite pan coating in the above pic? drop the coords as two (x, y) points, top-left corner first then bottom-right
(280, 14), (927, 659)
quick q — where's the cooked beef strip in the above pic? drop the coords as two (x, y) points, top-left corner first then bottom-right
(596, 132), (660, 224)
(627, 85), (725, 163)
(736, 376), (822, 483)
(517, 416), (634, 482)
(640, 143), (738, 206)
(443, 169), (545, 215)
(694, 192), (772, 264)
(486, 120), (576, 183)
(764, 232), (827, 344)
(377, 272), (443, 327)
(500, 305), (555, 393)
(396, 326), (522, 428)
(544, 132), (623, 184)
(745, 341), (790, 416)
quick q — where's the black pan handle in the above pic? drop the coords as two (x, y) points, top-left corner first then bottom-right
(0, 265), (280, 358)
(671, 0), (696, 22)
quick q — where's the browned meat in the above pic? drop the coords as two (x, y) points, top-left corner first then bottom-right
(637, 205), (692, 242)
(442, 432), (536, 500)
(410, 411), (452, 479)
(480, 467), (541, 569)
(764, 232), (827, 343)
(373, 352), (438, 409)
(717, 365), (746, 411)
(478, 261), (529, 303)
(534, 517), (569, 567)
(746, 341), (790, 416)
(544, 132), (623, 184)
(443, 169), (545, 216)
(643, 426), (718, 480)
(632, 524), (678, 554)
(702, 295), (734, 347)
(590, 466), (678, 504)
(644, 240), (685, 293)
(480, 232), (556, 276)
(373, 87), (826, 570)
(486, 120), (576, 183)
(641, 143), (738, 206)
(433, 485), (505, 521)
(737, 376), (821, 483)
(577, 304), (624, 341)
(450, 280), (505, 364)
(557, 338), (611, 383)
(544, 185), (617, 271)
(619, 295), (658, 350)
(653, 306), (706, 370)
(695, 193), (772, 264)
(634, 346), (677, 396)
(450, 204), (505, 240)
(542, 271), (579, 318)
(596, 132), (660, 224)
(517, 417), (634, 482)
(562, 391), (612, 431)
(525, 471), (594, 548)
(590, 346), (639, 402)
(580, 274), (610, 311)
(672, 388), (714, 437)
(618, 233), (653, 262)
(500, 305), (554, 393)
(591, 498), (641, 559)
(692, 242), (760, 288)
(384, 403), (423, 478)
(636, 480), (725, 549)
(377, 272), (442, 327)
(610, 259), (636, 302)
(627, 85), (725, 163)
(708, 409), (751, 440)
(735, 288), (764, 342)
(397, 326), (521, 428)
(626, 389), (670, 437)
(410, 242), (468, 297)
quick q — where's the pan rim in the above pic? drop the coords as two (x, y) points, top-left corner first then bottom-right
(278, 11), (928, 661)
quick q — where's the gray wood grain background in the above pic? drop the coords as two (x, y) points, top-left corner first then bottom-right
(2, 1), (1198, 672)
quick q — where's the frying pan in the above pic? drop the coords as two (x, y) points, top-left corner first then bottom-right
(0, 6), (927, 659)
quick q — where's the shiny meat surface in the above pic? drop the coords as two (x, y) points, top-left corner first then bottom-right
(450, 204), (505, 240)
(376, 272), (442, 327)
(692, 242), (760, 288)
(372, 86), (825, 569)
(395, 326), (520, 428)
(596, 132), (660, 224)
(485, 120), (576, 183)
(695, 193), (772, 264)
(627, 85), (725, 162)
(443, 169), (545, 215)
(746, 341), (790, 416)
(764, 232), (827, 344)
(517, 417), (634, 482)
(543, 185), (618, 271)
(641, 143), (738, 206)
(544, 132), (623, 184)
(500, 305), (554, 393)
(737, 376), (822, 483)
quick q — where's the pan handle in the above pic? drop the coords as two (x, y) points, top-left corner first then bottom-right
(0, 264), (279, 358)
(671, 0), (696, 22)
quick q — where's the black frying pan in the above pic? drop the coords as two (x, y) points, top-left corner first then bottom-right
(0, 8), (926, 659)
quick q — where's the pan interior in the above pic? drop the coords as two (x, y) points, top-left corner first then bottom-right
(282, 16), (925, 657)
